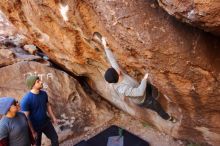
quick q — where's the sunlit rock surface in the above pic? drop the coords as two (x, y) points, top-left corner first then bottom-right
(0, 0), (219, 145)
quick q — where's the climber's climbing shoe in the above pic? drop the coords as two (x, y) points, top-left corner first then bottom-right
(168, 116), (177, 123)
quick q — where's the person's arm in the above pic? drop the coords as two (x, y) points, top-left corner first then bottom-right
(23, 111), (37, 138)
(117, 73), (149, 97)
(0, 123), (8, 141)
(104, 47), (121, 72)
(20, 96), (37, 139)
(44, 92), (58, 124)
(102, 38), (121, 72)
(118, 79), (147, 97)
(47, 103), (58, 124)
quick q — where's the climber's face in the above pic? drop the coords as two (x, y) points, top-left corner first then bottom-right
(33, 79), (43, 90)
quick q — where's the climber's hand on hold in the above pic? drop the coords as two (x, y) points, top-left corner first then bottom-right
(101, 37), (108, 48)
(144, 73), (149, 80)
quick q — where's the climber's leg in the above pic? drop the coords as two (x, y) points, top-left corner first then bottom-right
(146, 81), (159, 99)
(141, 81), (176, 123)
(141, 82), (176, 122)
(144, 81), (169, 119)
(144, 96), (170, 120)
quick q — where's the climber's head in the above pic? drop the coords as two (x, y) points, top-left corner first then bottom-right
(26, 75), (43, 90)
(104, 67), (119, 83)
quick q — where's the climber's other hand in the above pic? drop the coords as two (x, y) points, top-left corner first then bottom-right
(144, 73), (149, 80)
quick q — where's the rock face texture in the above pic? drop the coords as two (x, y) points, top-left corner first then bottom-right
(0, 45), (42, 67)
(0, 10), (16, 36)
(0, 12), (41, 67)
(157, 0), (220, 36)
(0, 0), (220, 145)
(0, 61), (114, 144)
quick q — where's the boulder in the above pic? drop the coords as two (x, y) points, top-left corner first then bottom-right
(0, 0), (219, 145)
(0, 11), (41, 67)
(0, 61), (114, 144)
(0, 10), (16, 36)
(23, 44), (37, 55)
(157, 0), (220, 35)
(0, 48), (14, 58)
(0, 46), (42, 67)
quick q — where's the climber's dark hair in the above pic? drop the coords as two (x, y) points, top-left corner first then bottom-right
(104, 67), (119, 83)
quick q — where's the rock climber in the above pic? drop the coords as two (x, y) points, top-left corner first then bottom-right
(93, 32), (176, 123)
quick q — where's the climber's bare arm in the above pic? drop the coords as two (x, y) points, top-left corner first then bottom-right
(101, 37), (121, 72)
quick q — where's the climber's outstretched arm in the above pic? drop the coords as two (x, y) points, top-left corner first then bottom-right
(102, 37), (121, 72)
(104, 47), (121, 72)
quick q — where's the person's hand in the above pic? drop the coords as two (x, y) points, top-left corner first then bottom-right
(52, 118), (59, 125)
(101, 37), (108, 48)
(143, 73), (149, 80)
(32, 131), (37, 140)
